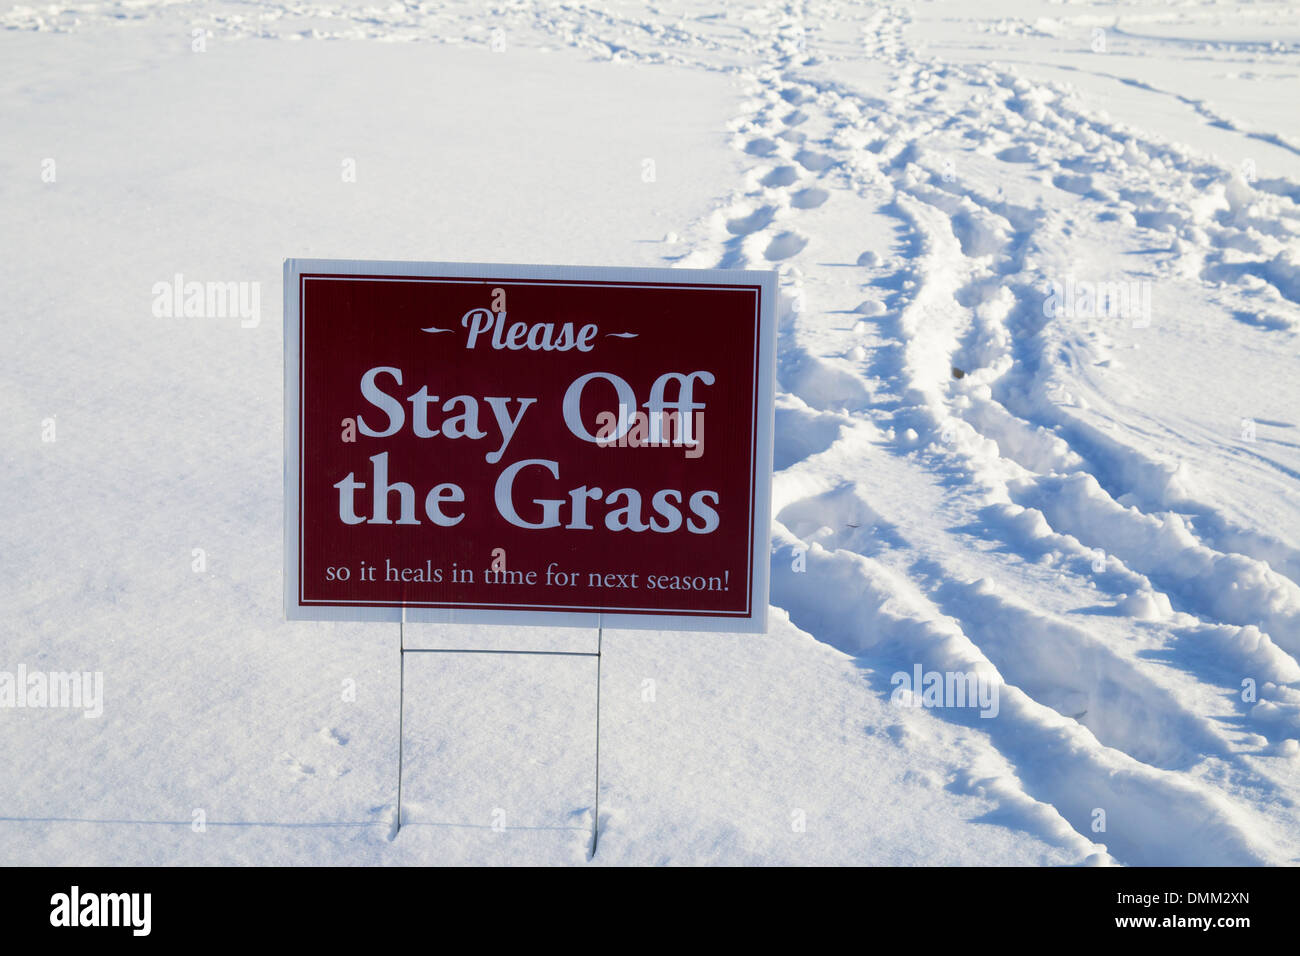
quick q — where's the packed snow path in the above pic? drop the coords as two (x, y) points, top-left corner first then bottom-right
(686, 1), (1300, 866)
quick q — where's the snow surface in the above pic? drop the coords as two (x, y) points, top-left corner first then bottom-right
(2, 0), (1299, 865)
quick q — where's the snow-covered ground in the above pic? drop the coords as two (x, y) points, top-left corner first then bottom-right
(3, 0), (1299, 865)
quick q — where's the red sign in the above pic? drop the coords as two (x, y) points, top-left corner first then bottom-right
(284, 260), (776, 631)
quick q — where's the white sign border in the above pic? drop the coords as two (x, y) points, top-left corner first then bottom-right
(284, 257), (777, 633)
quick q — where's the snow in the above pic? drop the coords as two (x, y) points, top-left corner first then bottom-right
(2, 0), (1299, 865)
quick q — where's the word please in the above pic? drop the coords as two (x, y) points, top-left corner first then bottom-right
(461, 308), (597, 351)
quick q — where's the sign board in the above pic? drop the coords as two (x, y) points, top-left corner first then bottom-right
(284, 259), (777, 632)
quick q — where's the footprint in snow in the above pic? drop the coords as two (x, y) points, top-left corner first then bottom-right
(319, 726), (349, 747)
(726, 204), (777, 235)
(791, 187), (829, 209)
(794, 149), (834, 172)
(764, 231), (808, 260)
(761, 165), (800, 187)
(282, 753), (316, 777)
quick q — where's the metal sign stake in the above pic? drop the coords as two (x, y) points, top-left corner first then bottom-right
(591, 616), (603, 858)
(396, 610), (406, 836)
(392, 612), (605, 857)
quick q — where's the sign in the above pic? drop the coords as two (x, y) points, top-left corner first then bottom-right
(284, 259), (777, 631)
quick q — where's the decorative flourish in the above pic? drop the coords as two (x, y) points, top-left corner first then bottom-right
(605, 332), (639, 338)
(420, 326), (454, 334)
